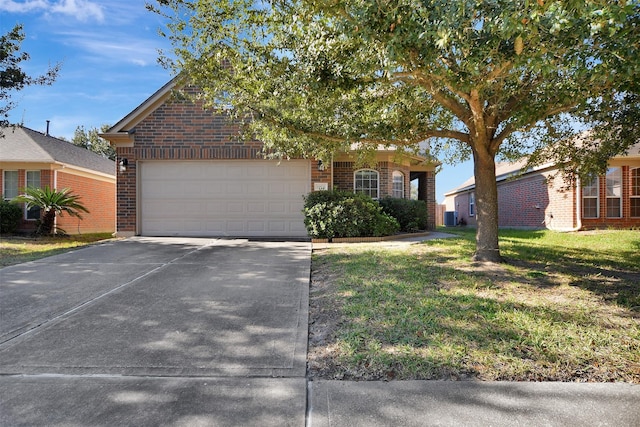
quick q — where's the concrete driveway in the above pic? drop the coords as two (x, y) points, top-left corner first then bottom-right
(0, 237), (310, 426)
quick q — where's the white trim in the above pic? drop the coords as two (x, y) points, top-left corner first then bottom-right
(24, 170), (41, 220)
(3, 170), (18, 200)
(631, 167), (640, 218)
(582, 176), (600, 219)
(469, 192), (475, 217)
(354, 169), (379, 199)
(392, 170), (405, 198)
(606, 167), (622, 218)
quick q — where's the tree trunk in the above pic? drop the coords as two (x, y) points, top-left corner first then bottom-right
(39, 210), (56, 236)
(471, 149), (502, 263)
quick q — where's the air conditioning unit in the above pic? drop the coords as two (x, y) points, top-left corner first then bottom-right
(444, 211), (458, 227)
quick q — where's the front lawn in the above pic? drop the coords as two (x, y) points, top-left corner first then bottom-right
(0, 233), (114, 268)
(309, 229), (640, 382)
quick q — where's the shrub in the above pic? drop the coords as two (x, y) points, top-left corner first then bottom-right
(303, 190), (400, 239)
(379, 197), (428, 232)
(0, 200), (23, 234)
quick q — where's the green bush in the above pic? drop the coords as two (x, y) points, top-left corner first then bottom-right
(0, 200), (22, 234)
(303, 190), (400, 239)
(379, 197), (428, 232)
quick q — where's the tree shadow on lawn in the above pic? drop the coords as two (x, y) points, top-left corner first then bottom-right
(309, 248), (640, 382)
(499, 241), (640, 311)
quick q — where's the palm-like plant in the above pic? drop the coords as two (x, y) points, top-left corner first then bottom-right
(13, 186), (89, 236)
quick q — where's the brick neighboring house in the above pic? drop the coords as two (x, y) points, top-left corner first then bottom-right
(1, 125), (116, 234)
(443, 143), (640, 230)
(100, 80), (438, 238)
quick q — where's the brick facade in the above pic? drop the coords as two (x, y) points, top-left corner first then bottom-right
(56, 172), (116, 234)
(105, 84), (439, 236)
(1, 167), (115, 234)
(447, 163), (640, 230)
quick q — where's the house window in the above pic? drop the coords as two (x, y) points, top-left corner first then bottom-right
(631, 167), (640, 218)
(392, 171), (404, 198)
(3, 170), (18, 200)
(469, 192), (475, 216)
(582, 177), (599, 218)
(25, 171), (41, 220)
(354, 169), (379, 199)
(606, 167), (622, 218)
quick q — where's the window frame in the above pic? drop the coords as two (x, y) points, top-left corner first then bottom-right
(582, 176), (599, 219)
(354, 169), (379, 199)
(606, 167), (622, 218)
(392, 171), (405, 198)
(469, 192), (475, 217)
(3, 170), (19, 200)
(25, 170), (42, 220)
(631, 167), (640, 218)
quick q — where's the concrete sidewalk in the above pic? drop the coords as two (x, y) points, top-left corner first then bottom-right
(308, 380), (640, 426)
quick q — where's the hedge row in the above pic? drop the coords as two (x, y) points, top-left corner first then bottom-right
(303, 190), (427, 239)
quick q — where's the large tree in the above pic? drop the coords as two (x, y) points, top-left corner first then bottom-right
(1, 24), (60, 129)
(149, 0), (639, 262)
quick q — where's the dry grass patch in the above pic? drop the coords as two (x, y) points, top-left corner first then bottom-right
(0, 233), (114, 267)
(308, 229), (640, 382)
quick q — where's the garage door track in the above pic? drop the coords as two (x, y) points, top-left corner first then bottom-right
(0, 237), (310, 426)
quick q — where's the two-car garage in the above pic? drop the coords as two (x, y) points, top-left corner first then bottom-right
(139, 160), (311, 238)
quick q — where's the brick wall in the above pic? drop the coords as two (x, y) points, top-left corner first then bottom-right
(116, 87), (269, 234)
(331, 161), (411, 198)
(57, 172), (116, 234)
(113, 86), (439, 234)
(1, 168), (114, 234)
(449, 165), (640, 230)
(498, 173), (549, 228)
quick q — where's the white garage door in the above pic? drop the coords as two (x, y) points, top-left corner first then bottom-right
(140, 160), (310, 237)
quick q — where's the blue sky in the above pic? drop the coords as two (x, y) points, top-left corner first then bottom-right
(1, 0), (473, 202)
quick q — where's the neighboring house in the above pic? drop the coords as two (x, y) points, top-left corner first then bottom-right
(444, 143), (640, 230)
(100, 81), (438, 238)
(0, 125), (116, 234)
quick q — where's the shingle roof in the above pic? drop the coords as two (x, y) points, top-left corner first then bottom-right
(0, 126), (115, 176)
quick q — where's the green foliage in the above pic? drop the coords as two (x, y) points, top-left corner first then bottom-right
(71, 124), (116, 160)
(0, 200), (22, 234)
(303, 190), (399, 239)
(12, 186), (89, 236)
(379, 197), (428, 233)
(150, 0), (639, 260)
(0, 24), (59, 130)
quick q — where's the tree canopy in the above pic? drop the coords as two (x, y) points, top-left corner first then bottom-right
(1, 24), (60, 130)
(149, 0), (639, 261)
(71, 124), (116, 160)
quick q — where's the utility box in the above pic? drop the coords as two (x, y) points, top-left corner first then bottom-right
(444, 211), (458, 227)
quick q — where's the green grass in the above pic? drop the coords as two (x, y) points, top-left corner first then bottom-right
(308, 229), (640, 382)
(0, 233), (114, 267)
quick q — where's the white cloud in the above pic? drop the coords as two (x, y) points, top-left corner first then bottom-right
(0, 0), (49, 13)
(57, 30), (161, 67)
(50, 0), (104, 22)
(0, 0), (104, 22)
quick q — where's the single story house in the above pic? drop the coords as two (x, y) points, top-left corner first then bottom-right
(100, 80), (437, 238)
(1, 125), (116, 234)
(443, 143), (640, 230)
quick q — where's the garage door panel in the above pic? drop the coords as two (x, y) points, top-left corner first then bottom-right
(140, 161), (310, 237)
